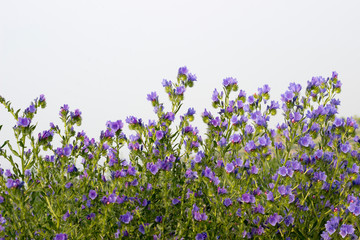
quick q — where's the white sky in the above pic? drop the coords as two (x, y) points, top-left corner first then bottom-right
(1, 1), (360, 169)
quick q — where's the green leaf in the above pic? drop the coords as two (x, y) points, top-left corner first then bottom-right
(7, 142), (20, 158)
(0, 140), (9, 149)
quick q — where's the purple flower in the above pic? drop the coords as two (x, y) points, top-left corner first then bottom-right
(62, 211), (70, 221)
(106, 120), (123, 132)
(194, 151), (205, 163)
(17, 117), (31, 127)
(284, 215), (294, 226)
(172, 198), (180, 205)
(267, 213), (282, 226)
(245, 140), (256, 152)
(348, 200), (360, 216)
(320, 231), (331, 240)
(178, 66), (189, 76)
(54, 234), (68, 240)
(288, 82), (302, 93)
(258, 136), (270, 147)
(188, 73), (197, 82)
(155, 216), (163, 223)
(223, 77), (237, 87)
(325, 217), (339, 235)
(67, 164), (77, 173)
(278, 166), (288, 177)
(162, 79), (172, 87)
(225, 163), (235, 173)
(241, 193), (251, 203)
(6, 179), (14, 189)
(195, 232), (208, 240)
(65, 182), (73, 189)
(333, 117), (344, 127)
(120, 212), (133, 224)
(139, 224), (146, 234)
(87, 212), (95, 220)
(278, 185), (287, 196)
(230, 134), (241, 143)
(281, 91), (294, 102)
(114, 229), (120, 239)
(212, 89), (220, 102)
(267, 191), (274, 201)
(223, 198), (232, 207)
(340, 142), (351, 153)
(339, 224), (354, 238)
(24, 169), (31, 177)
(147, 162), (159, 175)
(289, 112), (302, 122)
(63, 145), (72, 156)
(89, 190), (97, 200)
(186, 107), (196, 116)
(156, 130), (164, 140)
(147, 92), (158, 102)
(108, 193), (117, 203)
(218, 137), (227, 147)
(250, 166), (259, 174)
(5, 169), (12, 177)
(0, 196), (4, 204)
(298, 135), (314, 148)
(175, 86), (186, 95)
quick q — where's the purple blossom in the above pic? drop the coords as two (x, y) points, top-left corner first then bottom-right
(223, 77), (237, 87)
(175, 86), (186, 95)
(250, 166), (259, 174)
(147, 92), (158, 102)
(281, 91), (294, 102)
(284, 215), (294, 226)
(223, 198), (232, 207)
(195, 232), (208, 240)
(155, 216), (163, 223)
(223, 160), (235, 172)
(139, 224), (146, 235)
(155, 130), (164, 140)
(162, 79), (172, 87)
(120, 212), (133, 224)
(178, 66), (189, 76)
(89, 190), (97, 200)
(298, 135), (314, 148)
(267, 191), (274, 201)
(258, 135), (271, 147)
(17, 117), (31, 127)
(325, 217), (339, 235)
(245, 140), (256, 152)
(245, 125), (254, 135)
(267, 213), (282, 226)
(230, 134), (241, 143)
(194, 151), (205, 163)
(278, 166), (288, 177)
(333, 117), (344, 127)
(241, 193), (251, 203)
(62, 211), (70, 221)
(339, 224), (354, 238)
(212, 89), (220, 102)
(172, 198), (181, 205)
(340, 142), (351, 153)
(54, 234), (68, 240)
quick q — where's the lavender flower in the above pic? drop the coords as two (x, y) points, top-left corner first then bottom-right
(89, 190), (97, 200)
(120, 212), (133, 224)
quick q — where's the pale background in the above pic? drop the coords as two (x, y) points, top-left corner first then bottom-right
(1, 0), (360, 169)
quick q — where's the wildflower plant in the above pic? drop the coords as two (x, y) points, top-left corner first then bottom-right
(0, 68), (359, 239)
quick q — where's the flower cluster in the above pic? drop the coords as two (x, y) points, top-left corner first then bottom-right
(0, 69), (359, 239)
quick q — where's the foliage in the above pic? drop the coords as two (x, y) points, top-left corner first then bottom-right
(0, 68), (359, 239)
